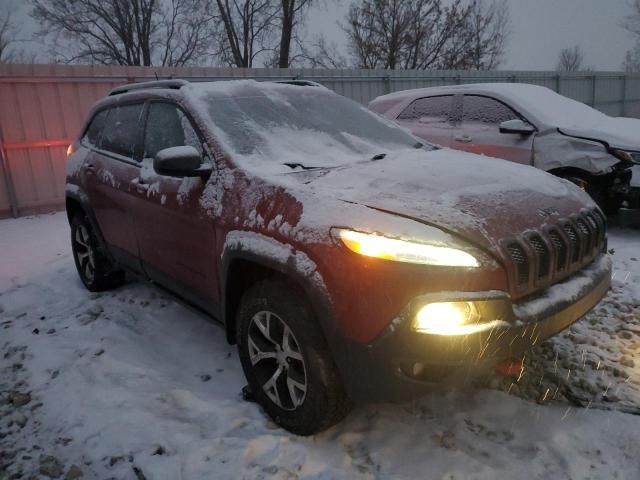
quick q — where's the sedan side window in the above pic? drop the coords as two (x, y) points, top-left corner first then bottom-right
(144, 102), (205, 160)
(462, 95), (519, 126)
(397, 95), (453, 125)
(98, 104), (145, 160)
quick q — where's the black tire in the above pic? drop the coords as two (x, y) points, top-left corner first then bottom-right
(70, 214), (124, 292)
(236, 279), (350, 435)
(564, 175), (620, 215)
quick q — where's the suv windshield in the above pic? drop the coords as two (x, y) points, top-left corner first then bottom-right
(189, 82), (426, 169)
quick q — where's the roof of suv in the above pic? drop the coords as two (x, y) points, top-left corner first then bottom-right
(108, 78), (324, 97)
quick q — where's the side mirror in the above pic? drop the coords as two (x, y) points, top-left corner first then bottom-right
(499, 119), (536, 135)
(153, 146), (211, 177)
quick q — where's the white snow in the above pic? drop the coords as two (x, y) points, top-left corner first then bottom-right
(1, 212), (640, 479)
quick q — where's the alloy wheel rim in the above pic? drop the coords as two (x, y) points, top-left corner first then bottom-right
(74, 224), (96, 283)
(247, 310), (307, 411)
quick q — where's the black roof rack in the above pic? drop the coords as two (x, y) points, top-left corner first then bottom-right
(271, 80), (322, 87)
(109, 79), (189, 96)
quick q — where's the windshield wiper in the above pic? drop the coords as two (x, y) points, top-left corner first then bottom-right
(283, 162), (324, 170)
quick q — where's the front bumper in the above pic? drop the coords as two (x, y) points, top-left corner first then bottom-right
(336, 255), (611, 403)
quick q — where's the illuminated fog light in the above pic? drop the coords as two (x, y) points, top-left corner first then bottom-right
(413, 301), (505, 336)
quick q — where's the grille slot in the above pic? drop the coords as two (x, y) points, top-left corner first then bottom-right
(527, 233), (550, 278)
(506, 241), (530, 286)
(563, 223), (580, 263)
(575, 218), (592, 254)
(548, 229), (567, 272)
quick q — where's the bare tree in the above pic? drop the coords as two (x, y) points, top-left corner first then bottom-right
(459, 0), (510, 70)
(556, 45), (584, 72)
(276, 0), (315, 67)
(32, 0), (212, 66)
(0, 11), (17, 63)
(213, 0), (279, 67)
(344, 0), (509, 70)
(623, 43), (640, 72)
(622, 0), (640, 71)
(293, 34), (348, 68)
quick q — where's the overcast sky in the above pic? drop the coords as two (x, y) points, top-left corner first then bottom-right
(6, 0), (637, 70)
(306, 0), (636, 71)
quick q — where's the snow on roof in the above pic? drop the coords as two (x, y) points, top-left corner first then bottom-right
(373, 83), (610, 130)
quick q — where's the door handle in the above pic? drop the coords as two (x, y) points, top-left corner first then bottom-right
(454, 135), (472, 143)
(131, 179), (149, 192)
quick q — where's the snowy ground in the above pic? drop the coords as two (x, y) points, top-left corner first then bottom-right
(1, 212), (639, 480)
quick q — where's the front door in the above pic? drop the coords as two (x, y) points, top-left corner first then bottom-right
(82, 103), (146, 270)
(130, 101), (218, 309)
(452, 95), (534, 165)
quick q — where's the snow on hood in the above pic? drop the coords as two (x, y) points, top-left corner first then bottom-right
(283, 149), (594, 250)
(559, 117), (640, 151)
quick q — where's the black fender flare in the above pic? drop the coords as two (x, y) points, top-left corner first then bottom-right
(65, 185), (114, 263)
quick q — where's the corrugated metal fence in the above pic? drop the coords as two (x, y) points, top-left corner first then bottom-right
(2, 64), (640, 218)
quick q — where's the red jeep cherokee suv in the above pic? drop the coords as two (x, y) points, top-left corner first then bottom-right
(65, 79), (611, 435)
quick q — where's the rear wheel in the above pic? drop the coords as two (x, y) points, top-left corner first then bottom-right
(236, 279), (350, 435)
(71, 214), (124, 291)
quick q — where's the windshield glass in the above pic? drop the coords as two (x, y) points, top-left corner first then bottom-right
(507, 85), (608, 128)
(188, 82), (426, 169)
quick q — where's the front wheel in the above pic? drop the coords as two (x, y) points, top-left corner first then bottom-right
(563, 175), (620, 215)
(236, 279), (350, 435)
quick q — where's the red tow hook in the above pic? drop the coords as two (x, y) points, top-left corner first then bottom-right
(495, 358), (524, 377)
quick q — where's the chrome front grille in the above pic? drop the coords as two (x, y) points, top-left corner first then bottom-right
(503, 209), (606, 291)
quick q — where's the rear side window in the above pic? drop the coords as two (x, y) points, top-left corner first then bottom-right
(99, 104), (144, 159)
(143, 102), (204, 159)
(397, 96), (453, 124)
(82, 109), (109, 147)
(462, 95), (519, 125)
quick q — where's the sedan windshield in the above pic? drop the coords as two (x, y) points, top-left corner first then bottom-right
(189, 82), (427, 169)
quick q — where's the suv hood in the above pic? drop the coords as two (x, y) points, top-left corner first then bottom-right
(291, 148), (595, 254)
(558, 116), (640, 151)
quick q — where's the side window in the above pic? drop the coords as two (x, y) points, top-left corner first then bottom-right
(82, 109), (109, 147)
(143, 102), (204, 159)
(397, 96), (453, 125)
(99, 104), (145, 159)
(462, 96), (519, 125)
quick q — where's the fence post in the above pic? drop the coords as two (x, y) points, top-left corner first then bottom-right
(621, 75), (628, 117)
(590, 74), (597, 108)
(554, 74), (561, 93)
(0, 129), (18, 218)
(383, 74), (391, 94)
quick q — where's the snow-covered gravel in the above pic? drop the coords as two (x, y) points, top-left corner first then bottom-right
(1, 212), (639, 479)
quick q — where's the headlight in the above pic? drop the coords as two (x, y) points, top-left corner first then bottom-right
(611, 149), (640, 165)
(335, 229), (479, 267)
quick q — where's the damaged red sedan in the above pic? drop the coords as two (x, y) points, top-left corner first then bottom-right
(65, 79), (611, 435)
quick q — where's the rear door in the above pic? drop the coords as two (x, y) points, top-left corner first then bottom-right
(131, 101), (218, 309)
(453, 95), (534, 165)
(394, 95), (455, 147)
(83, 103), (146, 270)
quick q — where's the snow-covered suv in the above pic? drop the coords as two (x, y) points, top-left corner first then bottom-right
(65, 79), (611, 435)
